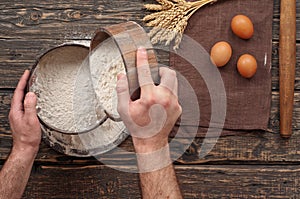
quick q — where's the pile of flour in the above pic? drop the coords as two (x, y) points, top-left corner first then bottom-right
(30, 46), (98, 133)
(30, 42), (126, 148)
(89, 38), (126, 118)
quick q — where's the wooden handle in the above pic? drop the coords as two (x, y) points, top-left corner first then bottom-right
(279, 0), (296, 138)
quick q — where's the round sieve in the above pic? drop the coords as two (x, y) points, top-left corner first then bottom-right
(88, 21), (160, 119)
(28, 21), (159, 156)
(28, 44), (107, 134)
(28, 43), (128, 156)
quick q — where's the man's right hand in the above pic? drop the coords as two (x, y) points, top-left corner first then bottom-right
(116, 47), (183, 199)
(116, 47), (182, 153)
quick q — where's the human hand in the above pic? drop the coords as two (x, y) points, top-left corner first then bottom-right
(9, 70), (41, 155)
(116, 47), (182, 153)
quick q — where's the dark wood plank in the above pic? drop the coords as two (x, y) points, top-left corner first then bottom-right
(22, 165), (141, 199)
(0, 0), (299, 40)
(0, 0), (299, 89)
(1, 39), (300, 90)
(1, 89), (300, 164)
(179, 130), (300, 164)
(16, 164), (300, 198)
(0, 0), (145, 40)
(1, 0), (300, 198)
(0, 89), (293, 133)
(0, 38), (169, 88)
(178, 165), (300, 198)
(0, 39), (90, 88)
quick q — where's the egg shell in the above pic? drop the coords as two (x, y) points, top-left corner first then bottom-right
(231, 15), (254, 39)
(237, 54), (257, 78)
(210, 41), (232, 67)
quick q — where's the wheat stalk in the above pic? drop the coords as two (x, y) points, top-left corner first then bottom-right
(143, 0), (217, 50)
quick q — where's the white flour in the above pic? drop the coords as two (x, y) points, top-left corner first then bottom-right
(89, 38), (126, 118)
(30, 46), (97, 132)
(30, 43), (126, 150)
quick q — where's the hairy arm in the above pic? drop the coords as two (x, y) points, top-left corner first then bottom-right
(0, 147), (37, 199)
(134, 142), (182, 199)
(139, 164), (181, 199)
(0, 70), (41, 199)
(117, 48), (182, 199)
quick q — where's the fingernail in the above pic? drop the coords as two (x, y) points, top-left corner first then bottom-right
(138, 47), (147, 55)
(26, 92), (35, 98)
(117, 74), (123, 80)
(118, 73), (127, 80)
(23, 69), (29, 76)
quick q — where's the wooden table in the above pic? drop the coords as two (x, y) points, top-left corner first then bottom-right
(1, 0), (300, 198)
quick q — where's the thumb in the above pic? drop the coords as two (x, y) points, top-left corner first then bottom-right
(24, 92), (37, 118)
(116, 74), (130, 115)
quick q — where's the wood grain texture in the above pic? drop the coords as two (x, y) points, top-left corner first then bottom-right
(16, 165), (300, 198)
(0, 0), (299, 88)
(0, 89), (292, 132)
(279, 0), (297, 137)
(0, 91), (299, 165)
(1, 0), (300, 198)
(0, 0), (145, 39)
(1, 41), (300, 90)
(0, 0), (299, 40)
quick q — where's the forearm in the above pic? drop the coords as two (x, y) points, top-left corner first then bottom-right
(139, 164), (182, 199)
(134, 140), (182, 199)
(117, 47), (183, 198)
(0, 147), (37, 199)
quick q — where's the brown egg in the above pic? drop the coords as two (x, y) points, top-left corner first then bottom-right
(237, 54), (257, 78)
(231, 15), (254, 39)
(210, 41), (232, 67)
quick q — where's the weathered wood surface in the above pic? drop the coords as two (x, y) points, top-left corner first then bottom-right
(17, 165), (300, 198)
(0, 0), (299, 89)
(1, 0), (300, 198)
(1, 90), (300, 165)
(0, 0), (299, 40)
(2, 39), (300, 90)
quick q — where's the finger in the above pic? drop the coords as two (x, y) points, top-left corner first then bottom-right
(116, 73), (131, 115)
(136, 47), (154, 91)
(159, 67), (177, 95)
(11, 70), (30, 113)
(24, 92), (37, 118)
